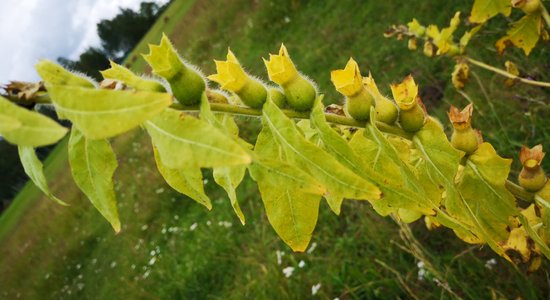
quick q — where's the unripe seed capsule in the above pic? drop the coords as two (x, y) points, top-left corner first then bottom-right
(264, 44), (317, 111)
(448, 104), (479, 154)
(518, 145), (547, 192)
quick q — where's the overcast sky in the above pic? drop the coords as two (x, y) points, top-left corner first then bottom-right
(0, 0), (168, 84)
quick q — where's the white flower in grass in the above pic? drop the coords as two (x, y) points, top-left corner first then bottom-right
(276, 250), (285, 265)
(307, 242), (317, 254)
(189, 223), (198, 231)
(298, 260), (306, 268)
(485, 258), (497, 270)
(311, 283), (321, 295)
(282, 266), (294, 278)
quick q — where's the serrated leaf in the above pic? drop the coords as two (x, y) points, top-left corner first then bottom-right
(249, 160), (324, 252)
(0, 95), (68, 147)
(413, 119), (510, 259)
(262, 99), (380, 201)
(145, 108), (251, 169)
(100, 60), (166, 92)
(458, 143), (518, 241)
(68, 129), (120, 232)
(47, 85), (172, 140)
(496, 13), (542, 55)
(153, 147), (211, 209)
(469, 0), (511, 24)
(18, 146), (68, 206)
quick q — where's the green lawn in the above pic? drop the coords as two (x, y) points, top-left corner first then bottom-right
(0, 0), (549, 299)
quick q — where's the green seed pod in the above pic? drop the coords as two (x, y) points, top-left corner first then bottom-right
(207, 49), (267, 108)
(281, 75), (317, 112)
(518, 145), (547, 192)
(344, 89), (374, 121)
(264, 44), (317, 111)
(143, 34), (205, 105)
(235, 79), (268, 109)
(399, 103), (425, 132)
(363, 73), (398, 124)
(391, 75), (425, 132)
(451, 128), (479, 154)
(268, 87), (287, 108)
(448, 104), (479, 154)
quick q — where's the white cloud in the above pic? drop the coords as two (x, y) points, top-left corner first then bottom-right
(0, 0), (167, 84)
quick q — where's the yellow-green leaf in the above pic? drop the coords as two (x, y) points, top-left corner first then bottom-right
(145, 108), (251, 169)
(213, 167), (246, 224)
(414, 119), (510, 259)
(153, 147), (211, 210)
(249, 160), (324, 252)
(100, 60), (166, 92)
(0, 114), (21, 132)
(469, 0), (511, 24)
(68, 129), (120, 232)
(18, 146), (68, 206)
(199, 95), (249, 223)
(47, 85), (172, 140)
(496, 13), (542, 55)
(262, 99), (380, 201)
(309, 98), (431, 216)
(0, 95), (67, 147)
(458, 143), (518, 241)
(36, 60), (95, 88)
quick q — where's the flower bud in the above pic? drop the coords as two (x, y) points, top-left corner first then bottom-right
(363, 73), (398, 124)
(390, 75), (425, 132)
(208, 49), (267, 108)
(518, 145), (547, 192)
(448, 104), (479, 154)
(264, 44), (316, 111)
(330, 58), (373, 121)
(143, 34), (205, 105)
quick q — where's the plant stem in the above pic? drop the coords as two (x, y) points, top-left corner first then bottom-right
(466, 57), (550, 88)
(505, 180), (534, 202)
(170, 102), (414, 139)
(2, 92), (535, 202)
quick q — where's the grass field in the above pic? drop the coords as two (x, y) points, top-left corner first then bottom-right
(0, 0), (549, 299)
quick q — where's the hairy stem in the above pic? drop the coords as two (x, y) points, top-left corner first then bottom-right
(466, 57), (550, 88)
(171, 102), (414, 139)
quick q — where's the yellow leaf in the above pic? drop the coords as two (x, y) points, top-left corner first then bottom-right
(469, 0), (511, 24)
(496, 13), (542, 55)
